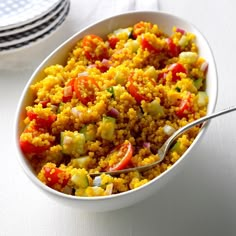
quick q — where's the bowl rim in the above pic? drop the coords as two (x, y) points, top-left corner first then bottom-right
(14, 10), (218, 202)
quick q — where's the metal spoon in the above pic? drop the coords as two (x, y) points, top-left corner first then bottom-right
(90, 106), (236, 177)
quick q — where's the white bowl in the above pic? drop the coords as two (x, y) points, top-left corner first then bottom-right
(14, 11), (218, 212)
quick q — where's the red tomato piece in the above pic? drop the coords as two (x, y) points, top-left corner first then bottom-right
(176, 93), (192, 118)
(132, 21), (154, 39)
(39, 99), (50, 108)
(127, 77), (151, 104)
(19, 125), (52, 154)
(62, 78), (75, 102)
(157, 71), (167, 85)
(141, 37), (159, 53)
(82, 34), (109, 62)
(27, 111), (56, 128)
(107, 141), (133, 171)
(74, 76), (99, 105)
(127, 81), (149, 104)
(43, 166), (69, 187)
(132, 22), (146, 39)
(95, 59), (111, 73)
(166, 38), (180, 57)
(20, 140), (49, 154)
(168, 63), (187, 82)
(108, 36), (119, 49)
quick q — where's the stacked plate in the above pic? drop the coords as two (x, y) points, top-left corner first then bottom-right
(0, 0), (70, 53)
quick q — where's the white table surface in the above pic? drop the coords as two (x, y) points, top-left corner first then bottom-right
(1, 0), (236, 235)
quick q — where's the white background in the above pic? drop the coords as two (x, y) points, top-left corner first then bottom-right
(1, 0), (236, 235)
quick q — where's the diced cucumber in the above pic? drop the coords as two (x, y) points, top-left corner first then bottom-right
(163, 124), (176, 136)
(71, 173), (89, 188)
(70, 156), (91, 168)
(61, 131), (86, 155)
(100, 116), (116, 141)
(106, 87), (115, 98)
(57, 102), (64, 113)
(197, 91), (208, 107)
(170, 141), (181, 153)
(147, 99), (165, 116)
(114, 71), (127, 85)
(178, 35), (189, 47)
(144, 66), (157, 79)
(193, 78), (203, 90)
(125, 40), (139, 53)
(104, 183), (113, 195)
(79, 124), (96, 141)
(179, 52), (198, 64)
(112, 85), (127, 100)
(113, 27), (132, 39)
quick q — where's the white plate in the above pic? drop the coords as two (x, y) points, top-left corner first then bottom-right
(0, 0), (62, 30)
(0, 1), (69, 48)
(0, 1), (70, 53)
(0, 0), (67, 37)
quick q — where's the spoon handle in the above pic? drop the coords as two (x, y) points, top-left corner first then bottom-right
(90, 106), (236, 177)
(158, 105), (236, 159)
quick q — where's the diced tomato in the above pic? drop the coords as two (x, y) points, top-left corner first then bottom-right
(43, 166), (69, 187)
(166, 38), (180, 57)
(127, 81), (149, 104)
(132, 21), (154, 39)
(176, 93), (192, 118)
(141, 37), (159, 53)
(62, 78), (75, 102)
(82, 34), (109, 62)
(20, 140), (49, 154)
(157, 71), (167, 85)
(107, 140), (133, 171)
(39, 99), (50, 108)
(95, 59), (111, 73)
(74, 76), (99, 105)
(157, 63), (187, 84)
(132, 22), (145, 39)
(168, 63), (187, 82)
(62, 95), (72, 103)
(127, 75), (153, 104)
(108, 36), (119, 49)
(19, 125), (52, 154)
(27, 111), (57, 128)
